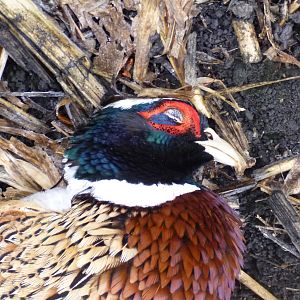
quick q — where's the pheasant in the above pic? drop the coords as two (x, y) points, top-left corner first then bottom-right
(0, 98), (245, 299)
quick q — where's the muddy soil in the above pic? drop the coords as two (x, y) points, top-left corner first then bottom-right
(2, 1), (300, 299)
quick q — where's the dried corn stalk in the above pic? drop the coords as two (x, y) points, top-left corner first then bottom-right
(0, 136), (63, 200)
(0, 0), (106, 111)
(60, 0), (134, 79)
(56, 0), (199, 83)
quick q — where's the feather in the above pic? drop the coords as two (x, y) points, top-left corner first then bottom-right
(0, 190), (243, 299)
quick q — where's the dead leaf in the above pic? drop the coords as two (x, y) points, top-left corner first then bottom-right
(60, 0), (134, 80)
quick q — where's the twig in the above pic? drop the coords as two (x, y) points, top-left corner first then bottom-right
(0, 46), (8, 79)
(284, 156), (300, 195)
(253, 155), (299, 181)
(218, 156), (300, 201)
(205, 75), (300, 99)
(0, 126), (64, 155)
(267, 190), (300, 255)
(285, 287), (300, 292)
(0, 97), (49, 133)
(259, 183), (300, 206)
(218, 178), (256, 196)
(232, 19), (262, 63)
(0, 91), (65, 97)
(21, 97), (52, 115)
(239, 270), (278, 300)
(257, 226), (300, 258)
(51, 120), (73, 137)
(184, 32), (198, 85)
(289, 0), (300, 14)
(256, 225), (286, 234)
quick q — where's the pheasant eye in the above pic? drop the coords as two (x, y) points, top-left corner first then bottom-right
(163, 108), (183, 124)
(138, 99), (201, 137)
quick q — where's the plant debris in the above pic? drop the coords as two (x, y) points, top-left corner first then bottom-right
(0, 0), (299, 299)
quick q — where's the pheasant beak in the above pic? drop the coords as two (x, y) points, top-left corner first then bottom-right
(196, 128), (245, 171)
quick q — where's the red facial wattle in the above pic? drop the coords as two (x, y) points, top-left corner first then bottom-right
(138, 100), (201, 138)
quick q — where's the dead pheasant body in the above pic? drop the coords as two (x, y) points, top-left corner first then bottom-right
(0, 98), (244, 299)
(0, 190), (243, 299)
